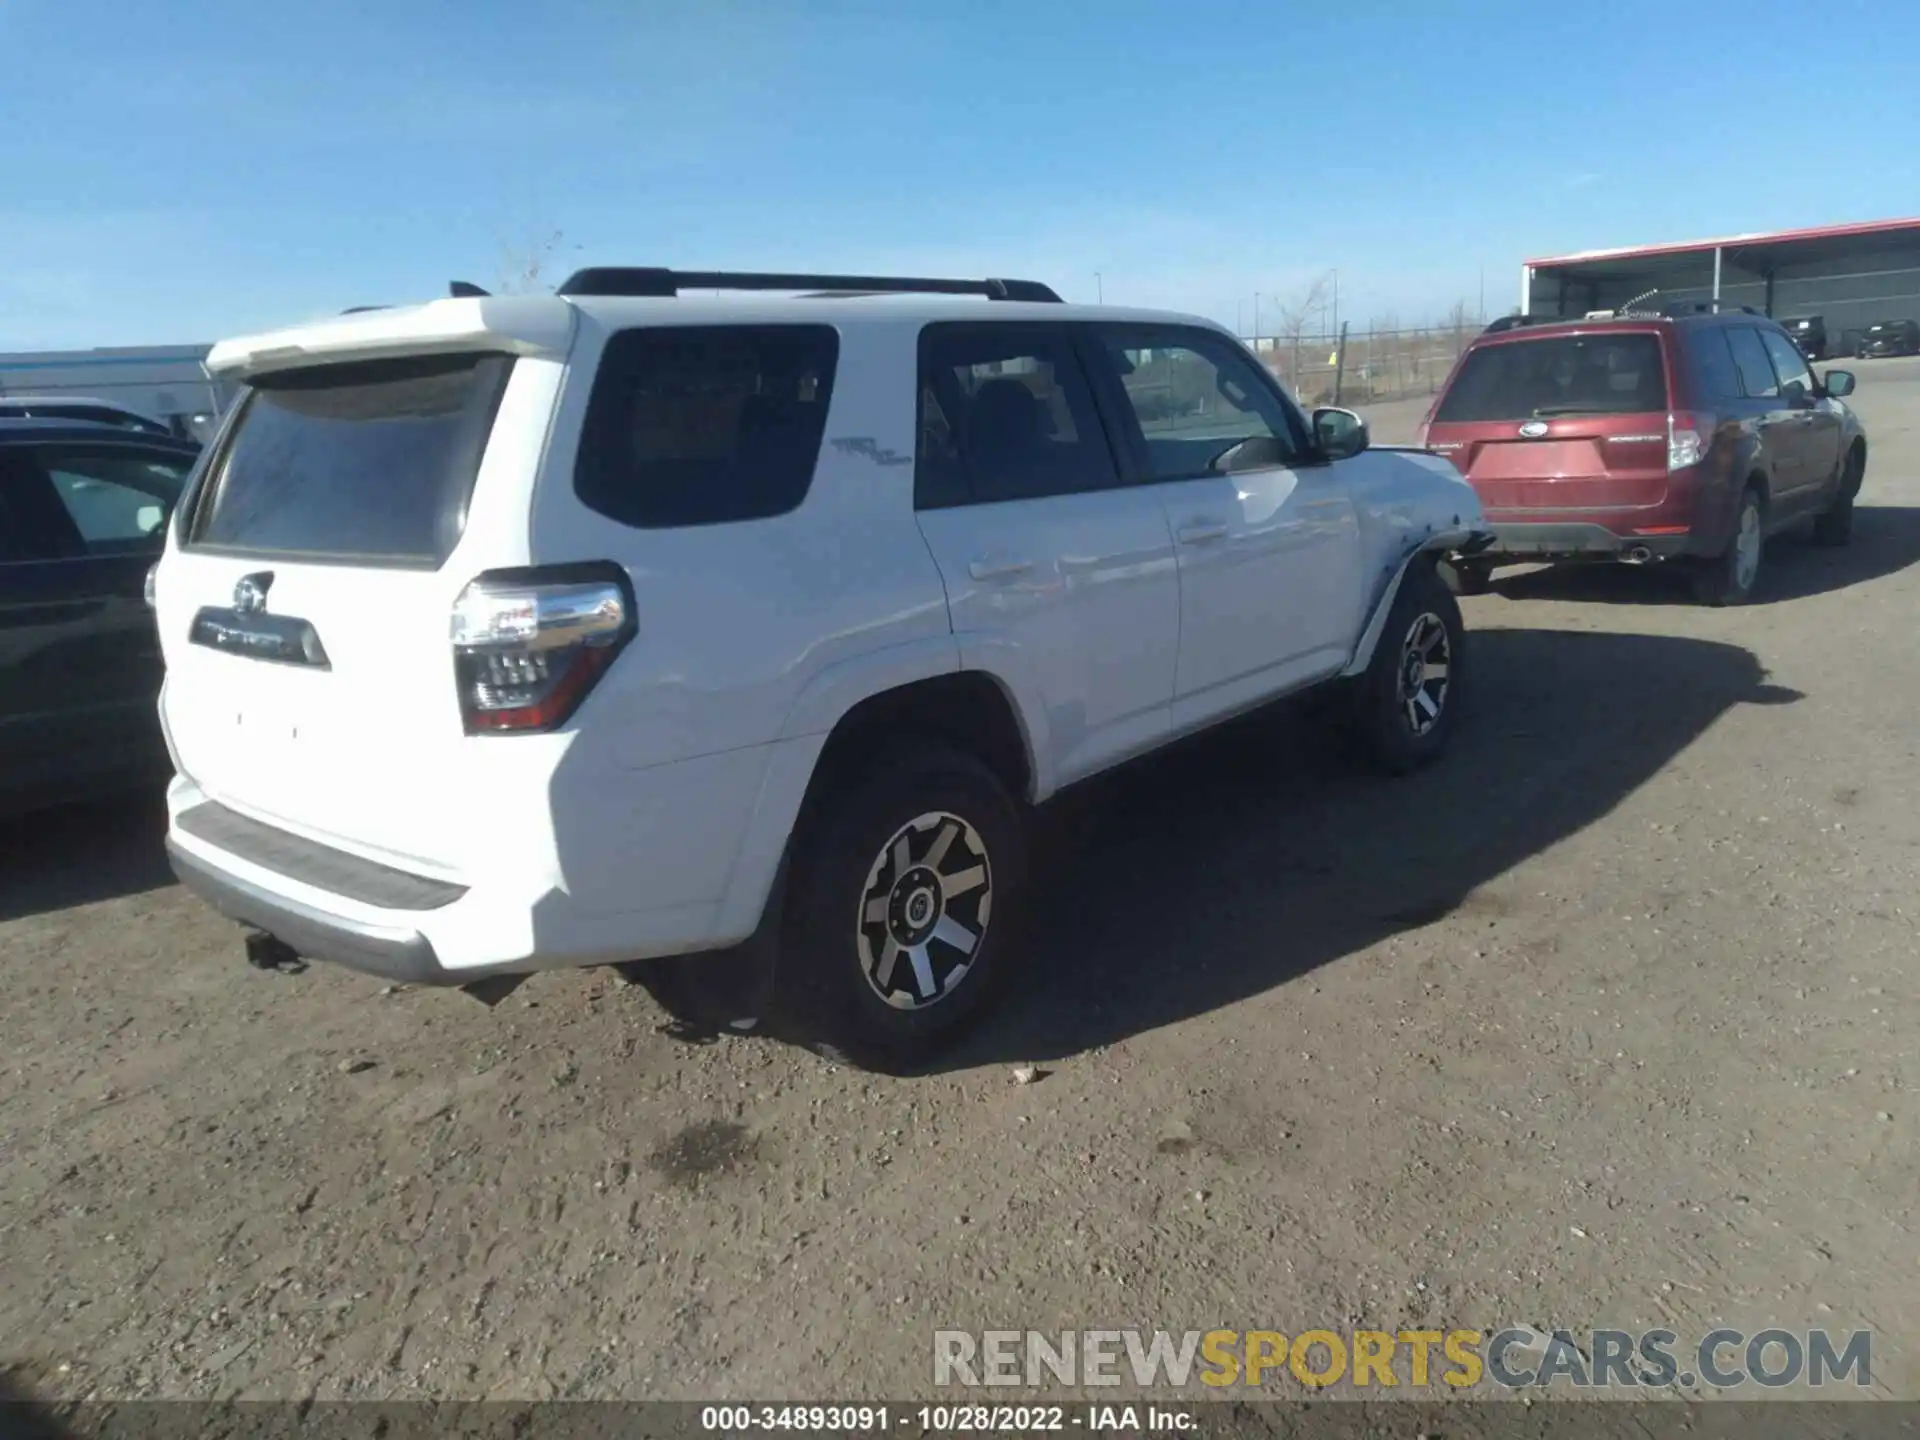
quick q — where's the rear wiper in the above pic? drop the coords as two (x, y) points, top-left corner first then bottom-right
(1531, 404), (1619, 417)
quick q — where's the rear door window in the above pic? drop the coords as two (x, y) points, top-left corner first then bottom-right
(1725, 327), (1780, 399)
(1687, 328), (1746, 403)
(188, 352), (513, 566)
(1433, 333), (1667, 422)
(44, 450), (191, 554)
(574, 325), (839, 529)
(0, 447), (190, 560)
(915, 324), (1120, 506)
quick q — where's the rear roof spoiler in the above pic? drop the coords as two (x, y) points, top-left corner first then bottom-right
(208, 295), (577, 379)
(554, 266), (1063, 303)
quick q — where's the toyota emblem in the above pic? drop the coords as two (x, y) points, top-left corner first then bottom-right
(1517, 420), (1549, 439)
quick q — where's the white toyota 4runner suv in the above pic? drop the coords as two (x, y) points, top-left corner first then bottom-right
(154, 268), (1489, 1069)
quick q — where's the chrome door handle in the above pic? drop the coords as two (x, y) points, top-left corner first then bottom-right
(968, 557), (1034, 581)
(1176, 520), (1229, 544)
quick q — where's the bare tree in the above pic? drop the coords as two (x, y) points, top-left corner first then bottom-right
(497, 228), (569, 295)
(1444, 296), (1476, 345)
(1270, 272), (1333, 398)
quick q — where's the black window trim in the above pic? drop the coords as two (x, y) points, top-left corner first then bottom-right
(181, 350), (515, 570)
(1079, 321), (1318, 484)
(0, 438), (196, 566)
(913, 319), (1129, 511)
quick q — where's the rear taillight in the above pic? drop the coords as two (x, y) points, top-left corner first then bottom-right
(451, 563), (635, 734)
(1667, 411), (1713, 472)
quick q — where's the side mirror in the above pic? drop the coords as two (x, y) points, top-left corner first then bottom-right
(1313, 406), (1369, 460)
(1821, 369), (1856, 398)
(136, 504), (165, 535)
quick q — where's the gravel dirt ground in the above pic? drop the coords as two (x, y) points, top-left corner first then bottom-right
(3, 361), (1917, 1405)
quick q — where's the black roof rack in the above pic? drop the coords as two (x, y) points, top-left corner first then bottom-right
(554, 267), (1062, 303)
(1482, 313), (1563, 333)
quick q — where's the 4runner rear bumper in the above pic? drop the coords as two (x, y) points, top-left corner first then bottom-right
(1477, 523), (1697, 561)
(167, 838), (460, 985)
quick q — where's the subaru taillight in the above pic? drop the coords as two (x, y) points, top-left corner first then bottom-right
(1667, 411), (1713, 472)
(450, 563), (635, 734)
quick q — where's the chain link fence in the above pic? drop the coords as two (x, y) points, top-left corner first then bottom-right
(1237, 322), (1481, 406)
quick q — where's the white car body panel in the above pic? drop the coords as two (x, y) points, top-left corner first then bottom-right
(155, 291), (1485, 982)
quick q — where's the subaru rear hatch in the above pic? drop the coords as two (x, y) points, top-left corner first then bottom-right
(155, 299), (575, 874)
(1423, 328), (1673, 514)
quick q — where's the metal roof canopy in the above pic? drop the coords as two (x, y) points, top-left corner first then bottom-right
(1520, 217), (1920, 318)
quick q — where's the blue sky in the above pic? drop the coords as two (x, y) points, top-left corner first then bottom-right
(4, 0), (1918, 350)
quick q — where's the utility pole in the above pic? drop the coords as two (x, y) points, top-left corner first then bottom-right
(1094, 271), (1103, 304)
(1254, 291), (1261, 343)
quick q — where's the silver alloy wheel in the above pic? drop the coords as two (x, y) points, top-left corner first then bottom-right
(855, 811), (993, 1011)
(1733, 498), (1762, 591)
(1397, 612), (1452, 737)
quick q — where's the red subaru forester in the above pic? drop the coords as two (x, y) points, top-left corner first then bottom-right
(1420, 309), (1867, 604)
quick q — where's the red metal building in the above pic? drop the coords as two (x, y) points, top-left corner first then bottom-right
(1521, 217), (1920, 354)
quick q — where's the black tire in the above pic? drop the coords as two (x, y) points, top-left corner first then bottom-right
(775, 745), (1028, 1072)
(1351, 558), (1465, 775)
(1438, 557), (1493, 597)
(1693, 484), (1765, 606)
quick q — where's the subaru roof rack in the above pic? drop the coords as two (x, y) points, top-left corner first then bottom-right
(554, 267), (1063, 303)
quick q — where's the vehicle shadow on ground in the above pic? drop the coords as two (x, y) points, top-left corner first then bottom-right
(931, 627), (1799, 1072)
(0, 791), (173, 924)
(1488, 504), (1920, 606)
(0, 1367), (78, 1440)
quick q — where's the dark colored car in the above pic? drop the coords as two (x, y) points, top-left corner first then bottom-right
(1419, 312), (1866, 605)
(1780, 315), (1827, 360)
(1855, 318), (1920, 358)
(0, 396), (182, 439)
(0, 419), (201, 816)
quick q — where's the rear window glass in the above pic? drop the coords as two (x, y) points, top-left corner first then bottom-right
(189, 353), (511, 566)
(574, 325), (839, 529)
(1434, 333), (1668, 423)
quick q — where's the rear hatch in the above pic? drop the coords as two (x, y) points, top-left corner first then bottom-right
(1422, 329), (1673, 513)
(156, 306), (571, 872)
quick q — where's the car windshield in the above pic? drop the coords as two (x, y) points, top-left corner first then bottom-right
(1433, 332), (1668, 423)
